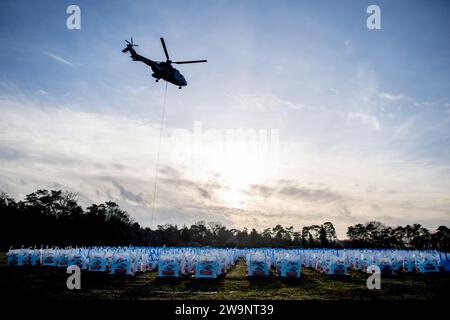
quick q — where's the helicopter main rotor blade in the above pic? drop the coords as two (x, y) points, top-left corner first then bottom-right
(160, 37), (170, 61)
(173, 60), (207, 64)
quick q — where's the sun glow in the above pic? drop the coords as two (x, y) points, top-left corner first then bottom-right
(171, 121), (279, 207)
(193, 146), (278, 208)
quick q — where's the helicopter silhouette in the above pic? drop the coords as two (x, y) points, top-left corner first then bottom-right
(122, 37), (207, 89)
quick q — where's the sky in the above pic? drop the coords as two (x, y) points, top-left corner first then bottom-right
(0, 0), (449, 237)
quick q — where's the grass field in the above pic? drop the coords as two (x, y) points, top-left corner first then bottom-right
(1, 252), (448, 300)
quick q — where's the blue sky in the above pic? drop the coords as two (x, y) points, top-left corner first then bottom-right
(0, 0), (449, 236)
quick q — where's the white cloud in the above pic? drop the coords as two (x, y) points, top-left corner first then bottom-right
(347, 112), (380, 130)
(378, 92), (405, 101)
(43, 51), (74, 67)
(0, 98), (449, 238)
(234, 92), (313, 112)
(392, 117), (415, 138)
(378, 92), (436, 108)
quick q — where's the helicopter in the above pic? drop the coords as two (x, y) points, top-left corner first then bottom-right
(122, 37), (207, 89)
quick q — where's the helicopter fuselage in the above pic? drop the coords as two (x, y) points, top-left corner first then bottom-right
(150, 61), (187, 87)
(127, 47), (187, 87)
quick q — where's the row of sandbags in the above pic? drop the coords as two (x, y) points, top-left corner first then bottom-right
(6, 247), (241, 278)
(158, 248), (240, 278)
(344, 249), (448, 274)
(244, 248), (450, 278)
(6, 247), (159, 275)
(7, 247), (450, 278)
(245, 250), (302, 278)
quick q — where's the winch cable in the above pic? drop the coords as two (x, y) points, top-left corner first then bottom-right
(150, 80), (168, 229)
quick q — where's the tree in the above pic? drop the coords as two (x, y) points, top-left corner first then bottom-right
(190, 221), (210, 244)
(272, 225), (285, 243)
(249, 228), (260, 247)
(284, 226), (294, 244)
(180, 225), (191, 244)
(347, 224), (366, 243)
(432, 226), (450, 251)
(323, 222), (338, 245)
(319, 225), (329, 247)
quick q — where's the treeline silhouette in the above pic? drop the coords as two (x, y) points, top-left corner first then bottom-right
(1, 189), (449, 251)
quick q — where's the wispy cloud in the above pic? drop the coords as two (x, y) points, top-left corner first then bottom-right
(234, 92), (313, 112)
(0, 97), (449, 237)
(279, 185), (345, 204)
(43, 51), (74, 67)
(378, 92), (405, 101)
(249, 182), (346, 204)
(112, 180), (146, 205)
(378, 92), (436, 108)
(347, 112), (380, 130)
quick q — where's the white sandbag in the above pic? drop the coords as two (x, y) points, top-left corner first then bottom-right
(158, 254), (182, 277)
(88, 252), (107, 272)
(247, 253), (270, 277)
(111, 253), (135, 275)
(42, 249), (58, 267)
(194, 255), (219, 279)
(276, 254), (302, 278)
(68, 251), (88, 269)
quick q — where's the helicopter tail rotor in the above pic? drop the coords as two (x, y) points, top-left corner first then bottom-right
(122, 37), (139, 53)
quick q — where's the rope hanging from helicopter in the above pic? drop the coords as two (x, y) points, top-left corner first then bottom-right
(121, 37), (207, 229)
(150, 80), (168, 229)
